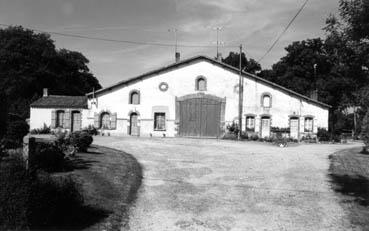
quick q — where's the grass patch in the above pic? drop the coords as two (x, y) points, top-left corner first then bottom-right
(329, 147), (369, 229)
(57, 145), (143, 230)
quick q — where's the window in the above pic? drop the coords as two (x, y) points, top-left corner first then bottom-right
(261, 93), (272, 108)
(129, 90), (140, 104)
(246, 116), (255, 132)
(56, 110), (65, 128)
(304, 117), (313, 132)
(100, 112), (111, 129)
(196, 76), (207, 91)
(154, 113), (166, 131)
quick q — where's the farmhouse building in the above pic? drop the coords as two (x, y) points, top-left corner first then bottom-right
(30, 55), (330, 139)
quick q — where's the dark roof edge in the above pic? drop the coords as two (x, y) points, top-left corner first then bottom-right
(87, 55), (331, 109)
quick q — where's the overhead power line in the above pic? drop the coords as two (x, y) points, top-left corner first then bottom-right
(0, 23), (239, 49)
(257, 0), (310, 62)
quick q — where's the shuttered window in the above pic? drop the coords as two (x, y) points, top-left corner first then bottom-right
(246, 116), (255, 132)
(101, 112), (111, 129)
(154, 113), (166, 131)
(304, 117), (313, 132)
(56, 110), (65, 128)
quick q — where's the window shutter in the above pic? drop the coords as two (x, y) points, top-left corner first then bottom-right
(94, 112), (99, 128)
(76, 112), (82, 131)
(64, 110), (71, 129)
(51, 110), (56, 128)
(313, 118), (318, 133)
(110, 113), (117, 130)
(300, 117), (305, 133)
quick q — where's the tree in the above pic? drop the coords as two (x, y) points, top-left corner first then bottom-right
(0, 92), (7, 139)
(361, 111), (369, 153)
(222, 52), (261, 74)
(0, 26), (102, 118)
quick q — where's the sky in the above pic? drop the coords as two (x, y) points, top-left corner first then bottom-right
(0, 0), (339, 87)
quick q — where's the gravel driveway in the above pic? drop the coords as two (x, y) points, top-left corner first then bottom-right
(93, 137), (361, 231)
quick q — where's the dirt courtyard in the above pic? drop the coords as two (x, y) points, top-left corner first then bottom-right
(93, 137), (362, 231)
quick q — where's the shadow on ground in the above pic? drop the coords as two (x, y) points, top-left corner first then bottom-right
(30, 204), (111, 231)
(330, 174), (369, 206)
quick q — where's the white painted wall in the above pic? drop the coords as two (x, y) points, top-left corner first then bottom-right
(85, 60), (329, 137)
(30, 108), (53, 130)
(30, 108), (89, 131)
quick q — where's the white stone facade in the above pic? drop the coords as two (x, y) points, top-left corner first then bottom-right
(30, 56), (329, 139)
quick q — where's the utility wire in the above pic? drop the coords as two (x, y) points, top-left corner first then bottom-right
(0, 23), (239, 49)
(257, 0), (310, 62)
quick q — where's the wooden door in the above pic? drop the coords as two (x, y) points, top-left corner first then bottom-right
(130, 113), (139, 136)
(290, 118), (299, 139)
(200, 98), (221, 137)
(71, 111), (81, 132)
(179, 97), (221, 137)
(260, 117), (270, 138)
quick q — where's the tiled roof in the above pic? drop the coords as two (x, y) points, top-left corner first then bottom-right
(30, 95), (88, 109)
(86, 55), (331, 109)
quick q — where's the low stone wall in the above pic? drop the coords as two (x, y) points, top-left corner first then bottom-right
(23, 134), (54, 170)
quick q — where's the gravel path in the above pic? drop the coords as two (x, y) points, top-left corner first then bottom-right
(93, 137), (362, 231)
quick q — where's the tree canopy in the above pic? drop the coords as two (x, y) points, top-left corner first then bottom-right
(222, 52), (261, 74)
(0, 26), (101, 118)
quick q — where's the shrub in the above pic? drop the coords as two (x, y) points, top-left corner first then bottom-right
(0, 138), (22, 149)
(4, 120), (29, 148)
(82, 125), (98, 136)
(226, 121), (239, 135)
(317, 128), (330, 142)
(30, 124), (51, 135)
(67, 131), (93, 152)
(32, 142), (65, 172)
(249, 134), (259, 141)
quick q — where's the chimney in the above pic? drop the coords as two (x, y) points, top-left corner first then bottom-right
(175, 52), (180, 63)
(216, 52), (222, 62)
(309, 89), (318, 101)
(43, 88), (48, 97)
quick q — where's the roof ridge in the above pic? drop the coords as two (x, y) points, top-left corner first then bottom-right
(86, 55), (331, 108)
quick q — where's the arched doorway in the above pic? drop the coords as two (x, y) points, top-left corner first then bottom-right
(129, 112), (139, 136)
(176, 93), (226, 137)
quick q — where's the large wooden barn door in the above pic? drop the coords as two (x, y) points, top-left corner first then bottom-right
(178, 94), (224, 137)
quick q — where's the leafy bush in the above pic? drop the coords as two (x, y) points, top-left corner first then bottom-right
(249, 134), (259, 141)
(226, 121), (239, 135)
(0, 138), (22, 149)
(4, 120), (29, 147)
(30, 123), (51, 135)
(32, 142), (65, 172)
(82, 125), (98, 136)
(67, 131), (93, 152)
(317, 128), (330, 142)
